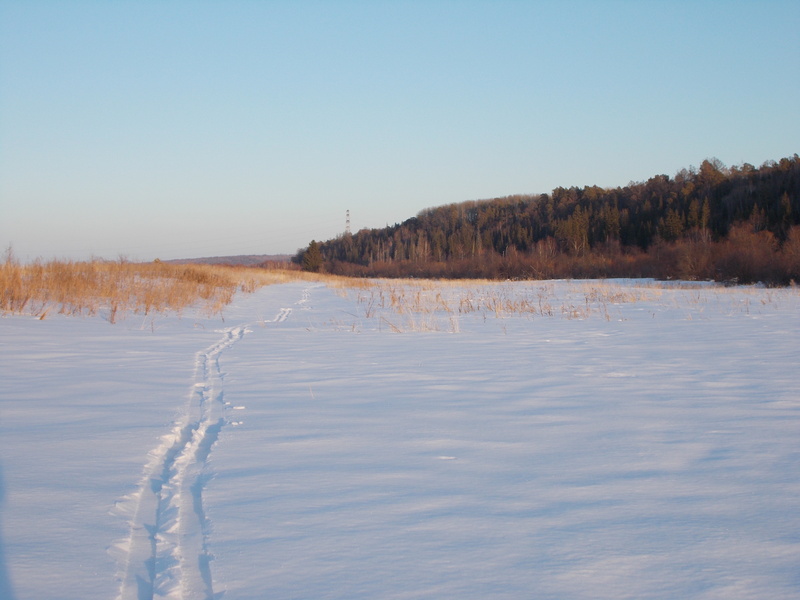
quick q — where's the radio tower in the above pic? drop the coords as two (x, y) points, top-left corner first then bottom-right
(345, 210), (351, 235)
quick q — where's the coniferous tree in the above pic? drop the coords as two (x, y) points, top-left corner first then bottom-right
(302, 240), (323, 272)
(297, 155), (800, 283)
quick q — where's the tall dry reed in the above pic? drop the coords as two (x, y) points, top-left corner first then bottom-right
(0, 254), (300, 322)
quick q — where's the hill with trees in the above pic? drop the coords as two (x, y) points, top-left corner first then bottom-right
(296, 156), (800, 284)
(167, 254), (292, 267)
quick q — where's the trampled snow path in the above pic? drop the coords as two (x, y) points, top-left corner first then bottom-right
(111, 295), (305, 600)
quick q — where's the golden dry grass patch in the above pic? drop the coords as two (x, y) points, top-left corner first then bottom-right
(5, 254), (795, 328)
(0, 255), (306, 322)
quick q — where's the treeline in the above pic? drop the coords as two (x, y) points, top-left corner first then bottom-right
(297, 156), (800, 283)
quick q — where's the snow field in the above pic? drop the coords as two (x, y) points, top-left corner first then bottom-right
(1, 280), (799, 599)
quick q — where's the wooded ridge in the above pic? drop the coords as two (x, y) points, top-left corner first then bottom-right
(297, 156), (800, 283)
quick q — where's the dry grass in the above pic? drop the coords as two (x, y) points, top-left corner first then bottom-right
(0, 254), (305, 322)
(340, 279), (654, 326)
(5, 253), (795, 329)
(329, 277), (798, 332)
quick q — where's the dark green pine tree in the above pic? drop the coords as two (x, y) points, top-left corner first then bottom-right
(302, 240), (323, 272)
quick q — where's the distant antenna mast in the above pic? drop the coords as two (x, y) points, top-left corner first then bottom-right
(345, 210), (351, 235)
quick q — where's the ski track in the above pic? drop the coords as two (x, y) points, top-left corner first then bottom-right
(112, 289), (311, 600)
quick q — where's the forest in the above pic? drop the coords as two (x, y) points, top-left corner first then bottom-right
(296, 156), (800, 284)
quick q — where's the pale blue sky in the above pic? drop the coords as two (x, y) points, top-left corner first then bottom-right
(1, 1), (798, 261)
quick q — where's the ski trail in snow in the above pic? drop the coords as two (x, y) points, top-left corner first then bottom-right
(269, 288), (312, 323)
(111, 289), (313, 600)
(111, 325), (246, 600)
(274, 307), (292, 322)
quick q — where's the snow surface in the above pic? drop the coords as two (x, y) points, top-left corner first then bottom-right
(1, 280), (799, 600)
